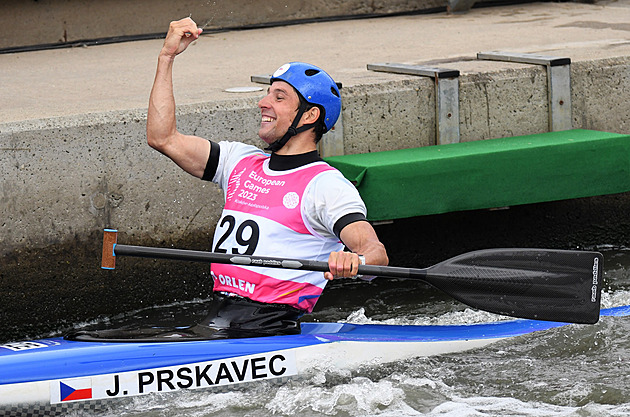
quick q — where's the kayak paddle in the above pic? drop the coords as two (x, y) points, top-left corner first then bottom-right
(102, 229), (603, 324)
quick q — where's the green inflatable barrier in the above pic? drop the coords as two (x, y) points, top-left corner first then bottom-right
(326, 129), (630, 221)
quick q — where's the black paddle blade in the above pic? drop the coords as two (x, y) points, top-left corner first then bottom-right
(423, 249), (603, 324)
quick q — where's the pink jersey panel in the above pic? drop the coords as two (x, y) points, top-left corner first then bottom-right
(223, 154), (335, 235)
(212, 263), (324, 312)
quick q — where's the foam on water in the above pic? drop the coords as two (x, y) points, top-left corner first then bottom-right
(601, 289), (630, 309)
(424, 398), (630, 417)
(342, 307), (508, 326)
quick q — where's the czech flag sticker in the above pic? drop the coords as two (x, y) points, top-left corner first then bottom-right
(50, 378), (93, 403)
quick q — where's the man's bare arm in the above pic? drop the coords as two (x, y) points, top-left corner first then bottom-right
(147, 18), (211, 178)
(326, 221), (388, 280)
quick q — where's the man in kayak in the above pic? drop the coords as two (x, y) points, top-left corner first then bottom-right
(140, 17), (387, 339)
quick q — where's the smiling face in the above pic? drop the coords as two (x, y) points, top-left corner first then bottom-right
(257, 81), (301, 146)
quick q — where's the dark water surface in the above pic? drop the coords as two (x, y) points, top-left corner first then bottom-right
(47, 248), (630, 416)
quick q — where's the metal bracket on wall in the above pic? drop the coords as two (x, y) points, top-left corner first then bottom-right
(367, 63), (461, 145)
(250, 74), (272, 85)
(447, 0), (477, 14)
(251, 74), (345, 157)
(476, 52), (572, 132)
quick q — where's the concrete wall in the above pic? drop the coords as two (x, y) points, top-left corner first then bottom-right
(2, 56), (630, 255)
(0, 0), (447, 51)
(2, 54), (630, 341)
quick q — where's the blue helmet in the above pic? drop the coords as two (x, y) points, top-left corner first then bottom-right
(270, 62), (341, 133)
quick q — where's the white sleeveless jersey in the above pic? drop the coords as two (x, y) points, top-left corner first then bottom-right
(210, 142), (366, 312)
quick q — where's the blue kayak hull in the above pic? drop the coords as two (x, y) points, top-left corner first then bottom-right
(1, 305), (629, 409)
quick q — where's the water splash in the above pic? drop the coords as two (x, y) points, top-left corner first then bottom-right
(342, 307), (509, 326)
(197, 1), (219, 31)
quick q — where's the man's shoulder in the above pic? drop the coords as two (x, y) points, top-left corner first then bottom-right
(312, 164), (352, 183)
(220, 141), (267, 156)
(219, 141), (268, 168)
(308, 166), (361, 199)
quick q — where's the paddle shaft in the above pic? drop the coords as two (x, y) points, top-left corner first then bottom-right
(102, 230), (603, 324)
(111, 243), (424, 279)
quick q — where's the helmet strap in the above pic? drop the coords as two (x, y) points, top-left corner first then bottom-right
(265, 102), (316, 153)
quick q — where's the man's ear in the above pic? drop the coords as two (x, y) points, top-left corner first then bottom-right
(303, 106), (321, 124)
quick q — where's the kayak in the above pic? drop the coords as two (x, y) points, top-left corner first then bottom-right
(1, 305), (629, 415)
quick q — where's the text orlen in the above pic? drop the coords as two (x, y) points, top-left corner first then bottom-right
(59, 351), (298, 403)
(212, 272), (256, 294)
